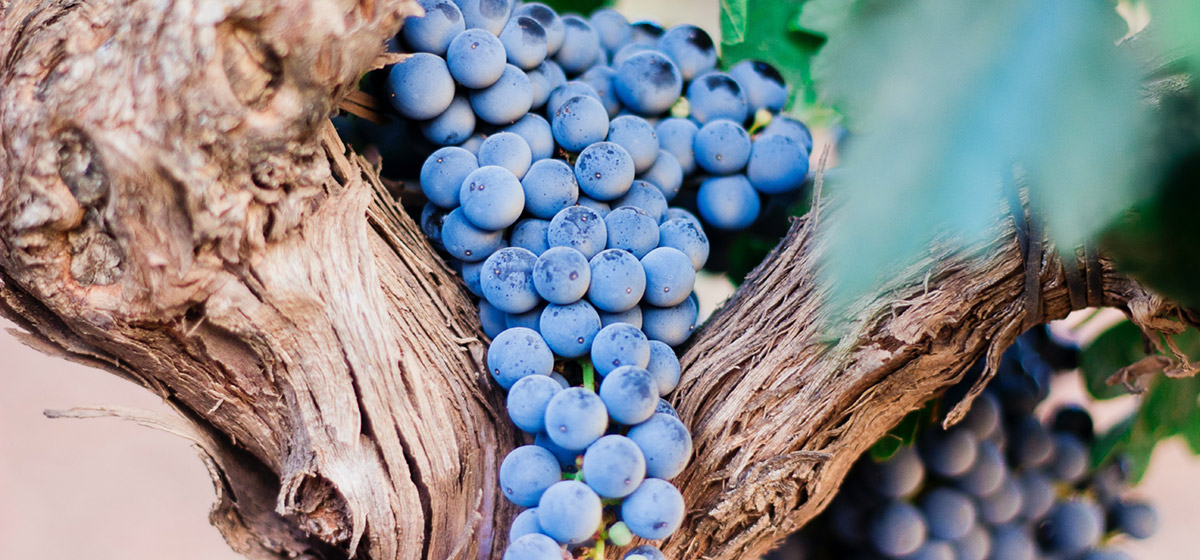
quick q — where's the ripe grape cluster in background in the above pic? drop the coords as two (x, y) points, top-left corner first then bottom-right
(765, 329), (1158, 560)
(332, 0), (816, 558)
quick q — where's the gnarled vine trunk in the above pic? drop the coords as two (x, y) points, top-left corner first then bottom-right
(0, 1), (1191, 558)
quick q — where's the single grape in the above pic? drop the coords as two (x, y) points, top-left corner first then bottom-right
(555, 16), (601, 75)
(500, 445), (562, 507)
(641, 247), (695, 307)
(528, 60), (567, 110)
(590, 9), (632, 54)
(694, 119), (751, 175)
(656, 24), (717, 81)
(960, 391), (1001, 440)
(918, 427), (978, 477)
(1111, 500), (1158, 539)
(420, 203), (449, 248)
(747, 134), (809, 194)
(442, 207), (504, 261)
(613, 180), (668, 223)
(599, 366), (658, 425)
(481, 247), (539, 314)
(504, 113), (555, 161)
(762, 115), (814, 152)
(604, 207), (659, 258)
(627, 412), (692, 479)
(729, 60), (789, 114)
(545, 81), (602, 116)
(658, 218), (709, 271)
(446, 28), (507, 88)
(664, 207), (702, 228)
(614, 51), (683, 116)
(687, 71), (749, 125)
(611, 43), (656, 68)
(487, 327), (553, 389)
(607, 116), (660, 174)
(654, 398), (679, 419)
(575, 142), (636, 201)
(543, 387), (608, 451)
(575, 196), (611, 217)
(459, 166), (525, 230)
(1038, 500), (1104, 555)
(510, 218), (551, 256)
(539, 300), (602, 358)
(532, 246), (590, 304)
(403, 0), (466, 56)
(580, 65), (621, 117)
(551, 95), (609, 152)
(420, 92), (476, 146)
(470, 64), (534, 125)
(922, 487), (976, 541)
(522, 159), (579, 219)
(421, 146), (477, 209)
(638, 150), (684, 201)
(502, 533), (562, 560)
(869, 501), (928, 557)
(906, 540), (954, 560)
(477, 132), (534, 179)
(591, 323), (652, 376)
(655, 118), (699, 175)
(479, 299), (507, 338)
(641, 295), (698, 347)
(508, 508), (544, 543)
(978, 475), (1023, 525)
(990, 524), (1036, 560)
(1049, 433), (1088, 483)
(513, 3), (564, 55)
(537, 480), (603, 544)
(697, 174), (760, 231)
(952, 524), (990, 560)
(453, 0), (513, 36)
(599, 306), (642, 329)
(587, 249), (646, 313)
(460, 259), (485, 296)
(505, 359), (561, 434)
(644, 340), (681, 396)
(1051, 405), (1095, 443)
(862, 445), (925, 499)
(500, 16), (548, 70)
(621, 478), (685, 540)
(388, 53), (456, 120)
(461, 132), (487, 154)
(630, 21), (665, 45)
(1015, 470), (1055, 521)
(547, 205), (607, 259)
(582, 434), (646, 498)
(955, 440), (1006, 497)
(1008, 416), (1054, 470)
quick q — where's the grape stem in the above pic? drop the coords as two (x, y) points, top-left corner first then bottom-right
(581, 359), (596, 392)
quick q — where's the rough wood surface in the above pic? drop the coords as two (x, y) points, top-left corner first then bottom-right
(2, 1), (1196, 559)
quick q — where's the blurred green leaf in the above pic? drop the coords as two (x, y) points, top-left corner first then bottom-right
(795, 0), (860, 38)
(1080, 320), (1148, 400)
(1148, 0), (1200, 75)
(869, 400), (936, 461)
(813, 0), (1146, 307)
(1088, 321), (1200, 482)
(720, 0), (827, 113)
(541, 0), (612, 15)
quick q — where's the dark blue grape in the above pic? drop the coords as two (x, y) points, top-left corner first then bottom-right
(638, 150), (683, 201)
(1009, 416), (1054, 470)
(654, 118), (698, 175)
(747, 134), (809, 194)
(641, 247), (695, 307)
(446, 28), (507, 88)
(528, 60), (567, 109)
(547, 205), (607, 259)
(421, 146), (477, 209)
(621, 478), (685, 540)
(481, 247), (539, 314)
(539, 300), (602, 358)
(622, 545), (666, 560)
(442, 207), (504, 261)
(551, 95), (609, 152)
(664, 207), (701, 228)
(694, 119), (751, 175)
(614, 51), (683, 116)
(582, 434), (645, 498)
(1111, 500), (1157, 539)
(599, 366), (657, 425)
(961, 391), (1001, 440)
(869, 500), (927, 557)
(687, 71), (749, 125)
(487, 327), (553, 389)
(599, 306), (642, 329)
(604, 207), (659, 258)
(460, 259), (485, 296)
(658, 218), (709, 271)
(654, 398), (678, 418)
(508, 372), (562, 434)
(656, 24), (716, 81)
(627, 413), (692, 479)
(613, 181), (668, 223)
(403, 0), (466, 56)
(478, 132), (533, 178)
(590, 9), (632, 54)
(575, 196), (611, 217)
(645, 340), (681, 396)
(728, 60), (788, 114)
(955, 440), (1005, 497)
(508, 508), (544, 543)
(543, 387), (608, 450)
(952, 524), (990, 560)
(922, 487), (976, 541)
(504, 114), (555, 161)
(501, 16), (548, 70)
(641, 295), (698, 347)
(459, 166), (525, 230)
(470, 64), (534, 125)
(990, 524), (1036, 560)
(763, 115), (814, 152)
(906, 540), (954, 560)
(479, 299), (507, 339)
(1083, 549), (1135, 560)
(555, 16), (601, 75)
(630, 21), (665, 45)
(591, 323), (651, 376)
(536, 480), (603, 544)
(420, 203), (449, 248)
(697, 174), (760, 231)
(461, 132), (487, 154)
(510, 218), (551, 256)
(500, 445), (562, 507)
(513, 3), (564, 55)
(453, 0), (513, 36)
(978, 476), (1023, 525)
(522, 159), (579, 219)
(611, 43), (656, 68)
(533, 246), (590, 305)
(503, 533), (562, 560)
(918, 428), (978, 477)
(1051, 405), (1095, 443)
(863, 445), (925, 499)
(420, 92), (476, 146)
(388, 53), (456, 120)
(1015, 470), (1054, 521)
(1049, 433), (1088, 483)
(580, 65), (621, 117)
(545, 81), (601, 116)
(574, 142), (635, 201)
(587, 249), (646, 313)
(607, 116), (659, 174)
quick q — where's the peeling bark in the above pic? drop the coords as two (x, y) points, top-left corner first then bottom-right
(1, 1), (1194, 559)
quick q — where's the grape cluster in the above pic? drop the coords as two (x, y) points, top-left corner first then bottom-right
(766, 330), (1158, 560)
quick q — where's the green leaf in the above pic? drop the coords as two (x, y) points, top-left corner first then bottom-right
(1147, 0), (1200, 75)
(794, 0), (860, 38)
(541, 0), (612, 15)
(869, 399), (936, 461)
(720, 0), (828, 114)
(814, 0), (1146, 309)
(1079, 320), (1148, 400)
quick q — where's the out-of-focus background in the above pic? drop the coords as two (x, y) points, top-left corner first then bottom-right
(2, 1), (1196, 559)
